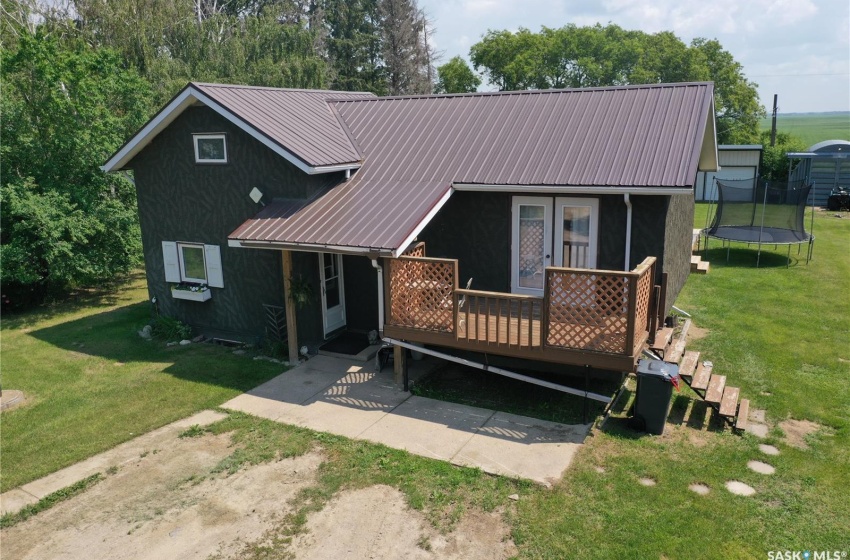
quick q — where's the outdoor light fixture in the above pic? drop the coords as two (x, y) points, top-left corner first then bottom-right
(249, 187), (264, 205)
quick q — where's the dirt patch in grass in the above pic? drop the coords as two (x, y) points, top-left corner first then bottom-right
(778, 419), (822, 449)
(2, 431), (323, 560)
(686, 324), (709, 343)
(288, 485), (516, 560)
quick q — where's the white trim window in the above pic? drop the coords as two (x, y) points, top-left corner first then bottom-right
(193, 133), (227, 163)
(178, 243), (207, 283)
(162, 241), (224, 288)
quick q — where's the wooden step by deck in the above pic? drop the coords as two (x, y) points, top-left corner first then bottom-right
(678, 351), (700, 381)
(719, 386), (741, 417)
(705, 374), (726, 403)
(650, 327), (674, 352)
(690, 255), (710, 274)
(735, 399), (750, 431)
(690, 361), (713, 391)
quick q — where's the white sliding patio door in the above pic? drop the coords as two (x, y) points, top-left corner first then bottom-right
(554, 197), (598, 269)
(511, 196), (599, 296)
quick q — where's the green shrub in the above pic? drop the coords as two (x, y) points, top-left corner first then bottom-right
(151, 316), (191, 341)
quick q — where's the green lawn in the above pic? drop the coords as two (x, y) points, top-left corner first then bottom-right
(0, 274), (284, 491)
(760, 112), (850, 146)
(3, 208), (849, 557)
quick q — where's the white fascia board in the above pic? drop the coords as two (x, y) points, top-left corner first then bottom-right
(452, 183), (694, 196)
(227, 238), (389, 256)
(102, 86), (361, 175)
(391, 187), (454, 258)
(102, 88), (198, 172)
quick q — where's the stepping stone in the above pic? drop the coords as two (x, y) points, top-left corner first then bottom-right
(638, 477), (656, 487)
(747, 460), (775, 475)
(725, 481), (756, 496)
(758, 444), (780, 456)
(689, 483), (710, 495)
(748, 422), (769, 438)
(750, 409), (766, 423)
(594, 466), (606, 474)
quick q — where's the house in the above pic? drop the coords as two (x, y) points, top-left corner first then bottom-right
(695, 144), (762, 202)
(103, 81), (718, 384)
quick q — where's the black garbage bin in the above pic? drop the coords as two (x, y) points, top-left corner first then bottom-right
(633, 359), (679, 435)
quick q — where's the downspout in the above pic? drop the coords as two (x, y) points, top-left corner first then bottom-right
(371, 258), (384, 336)
(624, 193), (633, 271)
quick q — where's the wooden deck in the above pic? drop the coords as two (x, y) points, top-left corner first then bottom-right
(383, 247), (660, 372)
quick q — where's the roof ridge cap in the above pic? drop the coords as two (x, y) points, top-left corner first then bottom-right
(331, 81), (714, 103)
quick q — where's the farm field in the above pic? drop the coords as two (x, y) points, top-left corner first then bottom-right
(761, 112), (850, 146)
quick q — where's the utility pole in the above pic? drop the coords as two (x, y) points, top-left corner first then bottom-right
(770, 94), (778, 147)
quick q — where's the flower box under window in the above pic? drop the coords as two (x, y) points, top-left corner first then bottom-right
(171, 284), (211, 302)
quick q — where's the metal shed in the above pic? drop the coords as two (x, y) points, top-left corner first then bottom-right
(787, 140), (850, 206)
(695, 144), (762, 201)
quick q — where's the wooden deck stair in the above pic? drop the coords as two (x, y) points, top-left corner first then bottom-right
(690, 255), (710, 274)
(651, 320), (749, 432)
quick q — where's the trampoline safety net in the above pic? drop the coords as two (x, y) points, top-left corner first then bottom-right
(701, 178), (815, 267)
(704, 178), (813, 245)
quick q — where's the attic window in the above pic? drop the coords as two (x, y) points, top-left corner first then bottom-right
(193, 133), (227, 163)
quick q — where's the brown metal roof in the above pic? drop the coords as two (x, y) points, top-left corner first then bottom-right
(229, 82), (715, 253)
(193, 83), (374, 167)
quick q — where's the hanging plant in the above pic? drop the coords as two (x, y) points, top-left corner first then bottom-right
(287, 275), (314, 308)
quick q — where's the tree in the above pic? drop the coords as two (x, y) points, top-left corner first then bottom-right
(434, 56), (480, 93)
(1, 31), (152, 308)
(469, 24), (764, 144)
(379, 0), (431, 95)
(759, 131), (808, 182)
(324, 0), (386, 93)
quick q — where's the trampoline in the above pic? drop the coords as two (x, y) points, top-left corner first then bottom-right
(701, 178), (815, 267)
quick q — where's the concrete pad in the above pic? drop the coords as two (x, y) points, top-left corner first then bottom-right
(360, 396), (494, 461)
(452, 412), (589, 485)
(277, 369), (412, 438)
(4, 410), (227, 514)
(1, 488), (39, 516)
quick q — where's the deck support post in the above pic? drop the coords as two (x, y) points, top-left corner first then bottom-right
(281, 250), (300, 365)
(393, 344), (407, 388)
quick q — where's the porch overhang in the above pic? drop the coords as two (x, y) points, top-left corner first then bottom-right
(226, 238), (391, 257)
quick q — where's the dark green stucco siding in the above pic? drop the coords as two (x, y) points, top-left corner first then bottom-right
(418, 191), (511, 292)
(131, 106), (342, 344)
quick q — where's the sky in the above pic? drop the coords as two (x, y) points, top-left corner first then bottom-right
(418, 0), (850, 114)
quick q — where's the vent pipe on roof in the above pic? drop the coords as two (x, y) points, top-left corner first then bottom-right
(624, 193), (633, 271)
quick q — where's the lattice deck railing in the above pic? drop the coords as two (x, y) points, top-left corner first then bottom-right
(386, 255), (656, 359)
(544, 257), (656, 355)
(387, 256), (457, 332)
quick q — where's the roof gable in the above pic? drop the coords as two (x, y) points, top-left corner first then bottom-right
(102, 83), (375, 173)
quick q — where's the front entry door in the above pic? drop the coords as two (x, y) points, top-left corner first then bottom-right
(319, 253), (346, 336)
(511, 196), (599, 296)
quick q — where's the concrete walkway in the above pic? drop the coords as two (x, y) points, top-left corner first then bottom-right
(222, 355), (590, 486)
